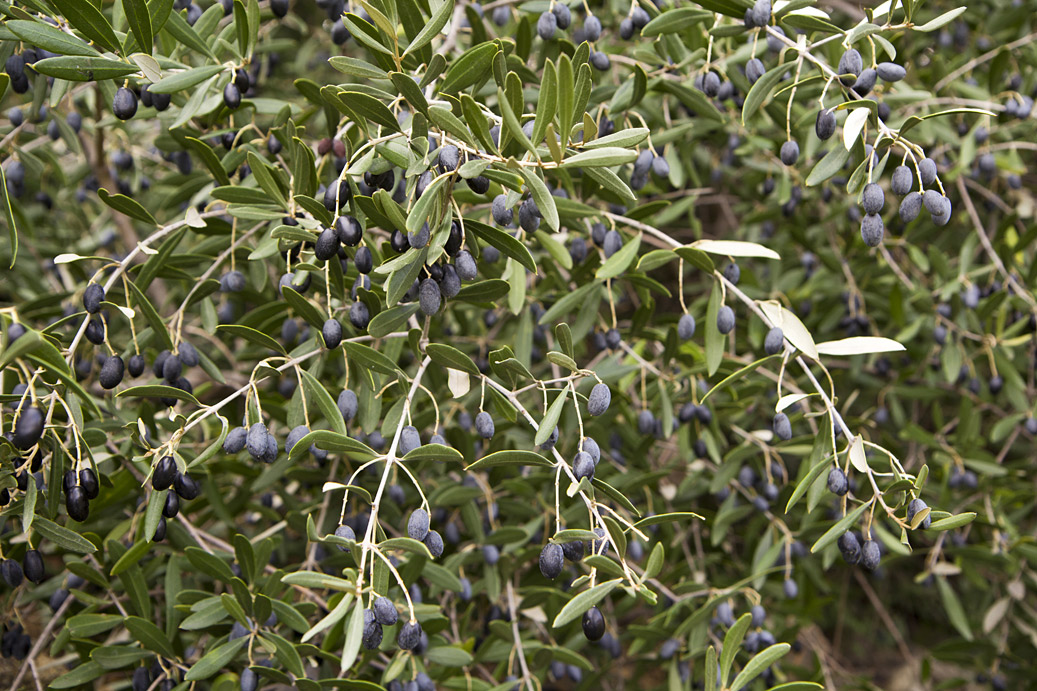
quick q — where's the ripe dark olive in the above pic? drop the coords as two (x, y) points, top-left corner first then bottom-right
(373, 596), (398, 625)
(349, 301), (370, 330)
(408, 508), (430, 541)
(13, 406), (44, 450)
(99, 355), (125, 389)
(455, 251), (477, 281)
(764, 327), (784, 355)
(838, 531), (861, 564)
(153, 516), (167, 541)
(79, 468), (100, 499)
(322, 318), (343, 349)
(587, 383), (611, 416)
(127, 354), (146, 377)
(1, 558), (24, 587)
(152, 455), (177, 491)
(423, 530), (444, 558)
(174, 472), (200, 500)
(474, 411), (495, 440)
(467, 175), (490, 195)
(861, 539), (881, 570)
(408, 222), (430, 249)
(837, 48), (862, 85)
(418, 278), (441, 316)
(539, 543), (564, 579)
(270, 0), (289, 17)
(334, 524), (355, 551)
(362, 610), (383, 649)
(906, 497), (931, 529)
(223, 82), (242, 109)
(163, 490), (180, 518)
(224, 426), (247, 453)
(827, 467), (848, 495)
(66, 485), (89, 522)
(113, 87), (138, 120)
(162, 354), (182, 382)
(23, 549), (44, 584)
(354, 246), (373, 274)
(861, 182), (885, 215)
(132, 666), (151, 691)
(337, 389), (359, 422)
(315, 227), (340, 261)
(716, 306), (735, 334)
(83, 283), (104, 313)
(537, 11), (557, 40)
(582, 606), (606, 641)
(397, 620), (422, 650)
(335, 215), (363, 246)
(491, 194), (513, 226)
(240, 668), (258, 691)
(780, 140), (800, 166)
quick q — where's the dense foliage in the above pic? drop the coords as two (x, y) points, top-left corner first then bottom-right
(1, 0), (1036, 689)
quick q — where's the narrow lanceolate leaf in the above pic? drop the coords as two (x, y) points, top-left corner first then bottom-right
(815, 337), (906, 356)
(439, 42), (498, 94)
(6, 20), (102, 57)
(49, 0), (123, 54)
(0, 163), (17, 268)
(339, 600), (364, 673)
(691, 239), (780, 260)
(123, 0), (154, 54)
(535, 387), (568, 446)
(465, 450), (555, 470)
(405, 0), (454, 55)
(519, 168), (559, 232)
(552, 578), (621, 628)
(560, 147), (639, 169)
(810, 500), (872, 553)
(31, 57), (140, 82)
(184, 637), (248, 681)
(729, 644), (792, 690)
(742, 63), (786, 124)
(596, 233), (641, 280)
(705, 280), (724, 376)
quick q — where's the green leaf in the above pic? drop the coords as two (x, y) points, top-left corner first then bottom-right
(465, 449), (555, 470)
(641, 7), (711, 36)
(32, 516), (97, 554)
(0, 164), (16, 268)
(369, 303), (420, 338)
(785, 445), (834, 514)
(810, 500), (872, 554)
(465, 219), (537, 274)
(216, 324), (287, 355)
(185, 637), (248, 681)
(111, 538), (152, 575)
(721, 613), (753, 687)
(536, 388), (568, 446)
(185, 137), (232, 187)
(705, 280), (724, 377)
(117, 384), (199, 406)
(426, 645), (475, 667)
(552, 578), (621, 628)
(50, 662), (105, 689)
(583, 127), (650, 150)
(98, 188), (158, 225)
(31, 56), (139, 82)
(339, 600), (364, 673)
(338, 90), (402, 133)
(281, 287), (326, 330)
(805, 145), (850, 187)
(405, 0), (453, 55)
(519, 168), (559, 232)
(439, 41), (498, 94)
(426, 343), (480, 375)
(246, 152), (288, 208)
(49, 0), (123, 54)
(403, 443), (464, 463)
(561, 147), (638, 169)
(292, 431), (374, 465)
(125, 616), (176, 658)
(742, 62), (786, 124)
(730, 644), (792, 690)
(125, 279), (174, 350)
(929, 512), (977, 531)
(162, 8), (216, 60)
(22, 473), (36, 532)
(532, 59), (557, 147)
(342, 341), (400, 376)
(379, 537), (433, 558)
(124, 0), (154, 54)
(596, 233), (641, 279)
(298, 371), (350, 436)
(632, 512), (703, 530)
(6, 20), (101, 57)
(914, 6), (968, 31)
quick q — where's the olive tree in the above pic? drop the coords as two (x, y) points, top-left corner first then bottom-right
(0, 0), (1035, 689)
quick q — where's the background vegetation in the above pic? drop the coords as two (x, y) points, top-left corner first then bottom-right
(0, 0), (1035, 689)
